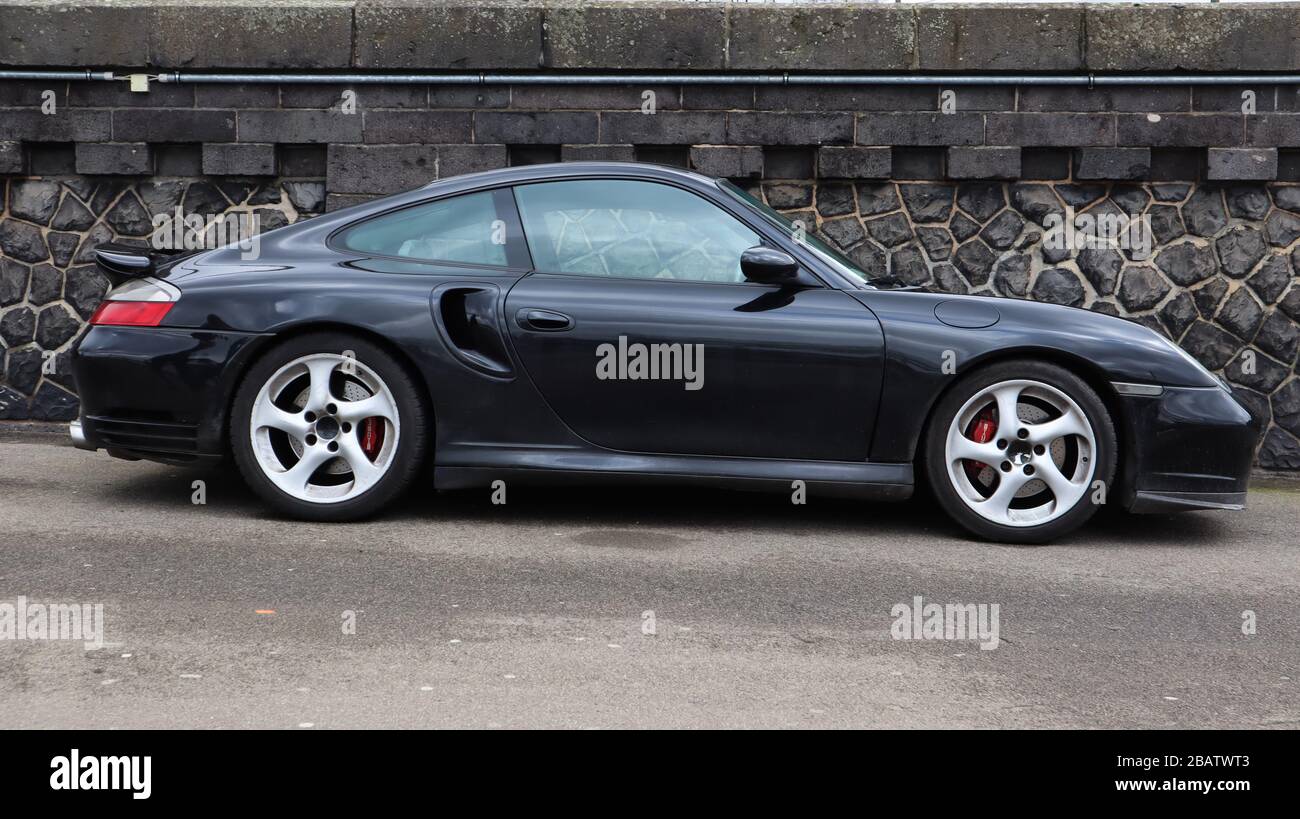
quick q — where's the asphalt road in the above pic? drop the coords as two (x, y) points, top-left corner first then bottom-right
(1, 427), (1297, 729)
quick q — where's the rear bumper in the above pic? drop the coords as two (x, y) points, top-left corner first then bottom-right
(68, 419), (92, 450)
(1118, 384), (1260, 513)
(74, 414), (216, 464)
(70, 325), (265, 464)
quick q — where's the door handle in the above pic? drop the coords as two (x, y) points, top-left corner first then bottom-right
(515, 308), (574, 332)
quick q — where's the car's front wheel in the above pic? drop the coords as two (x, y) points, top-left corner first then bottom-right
(230, 333), (429, 521)
(924, 360), (1116, 544)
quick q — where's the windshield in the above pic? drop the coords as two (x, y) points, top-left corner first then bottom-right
(717, 179), (875, 285)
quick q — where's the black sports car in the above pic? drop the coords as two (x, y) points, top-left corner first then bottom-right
(69, 162), (1259, 542)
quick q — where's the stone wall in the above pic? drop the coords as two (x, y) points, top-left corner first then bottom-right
(3, 167), (1299, 468)
(1, 2), (1299, 469)
(0, 174), (324, 421)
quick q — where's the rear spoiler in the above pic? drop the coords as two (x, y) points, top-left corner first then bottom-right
(94, 242), (201, 286)
(94, 243), (156, 284)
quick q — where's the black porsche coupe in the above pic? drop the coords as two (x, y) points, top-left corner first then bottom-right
(69, 162), (1259, 542)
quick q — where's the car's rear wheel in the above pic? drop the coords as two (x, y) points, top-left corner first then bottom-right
(230, 333), (429, 521)
(923, 359), (1116, 544)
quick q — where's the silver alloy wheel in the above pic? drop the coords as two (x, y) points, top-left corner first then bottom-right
(944, 379), (1097, 528)
(248, 353), (400, 503)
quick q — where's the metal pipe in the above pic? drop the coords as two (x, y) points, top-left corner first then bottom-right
(6, 69), (1300, 86)
(158, 72), (1300, 86)
(0, 69), (115, 81)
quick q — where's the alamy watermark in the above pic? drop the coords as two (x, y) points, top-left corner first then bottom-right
(1043, 206), (1152, 261)
(50, 750), (151, 800)
(151, 208), (262, 260)
(891, 595), (1000, 651)
(0, 596), (105, 650)
(595, 336), (704, 391)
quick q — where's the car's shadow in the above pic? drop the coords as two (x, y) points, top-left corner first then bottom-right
(97, 458), (1234, 549)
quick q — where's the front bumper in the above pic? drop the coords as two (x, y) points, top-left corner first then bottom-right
(1129, 489), (1247, 513)
(70, 325), (266, 464)
(1117, 384), (1260, 513)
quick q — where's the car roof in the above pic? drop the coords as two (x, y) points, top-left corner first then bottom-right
(419, 161), (718, 191)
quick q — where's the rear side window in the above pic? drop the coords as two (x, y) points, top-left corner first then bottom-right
(336, 190), (511, 267)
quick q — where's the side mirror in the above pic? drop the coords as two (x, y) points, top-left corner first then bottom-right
(740, 246), (800, 284)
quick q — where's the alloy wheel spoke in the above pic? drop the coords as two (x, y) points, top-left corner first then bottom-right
(303, 358), (338, 413)
(1037, 457), (1088, 509)
(252, 400), (310, 441)
(979, 468), (1032, 520)
(1025, 408), (1087, 446)
(338, 434), (383, 492)
(268, 444), (333, 495)
(948, 429), (1002, 466)
(335, 392), (396, 424)
(991, 384), (1022, 442)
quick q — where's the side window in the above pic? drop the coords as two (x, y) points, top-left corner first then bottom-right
(336, 190), (512, 267)
(513, 180), (761, 283)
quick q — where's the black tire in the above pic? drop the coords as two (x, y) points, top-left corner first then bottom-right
(923, 359), (1116, 544)
(230, 332), (430, 521)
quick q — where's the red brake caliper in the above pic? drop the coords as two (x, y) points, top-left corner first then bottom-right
(963, 408), (997, 481)
(359, 417), (383, 461)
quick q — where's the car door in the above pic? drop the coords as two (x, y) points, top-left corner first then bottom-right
(504, 177), (885, 462)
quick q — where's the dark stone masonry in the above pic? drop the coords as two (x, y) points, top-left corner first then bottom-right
(1, 2), (1299, 469)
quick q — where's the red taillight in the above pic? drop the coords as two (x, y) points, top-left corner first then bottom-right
(89, 301), (175, 327)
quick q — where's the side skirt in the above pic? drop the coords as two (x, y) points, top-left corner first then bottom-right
(434, 449), (913, 501)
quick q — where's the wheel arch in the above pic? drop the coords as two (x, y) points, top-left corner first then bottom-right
(221, 321), (436, 457)
(914, 345), (1132, 501)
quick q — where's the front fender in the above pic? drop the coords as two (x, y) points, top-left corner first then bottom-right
(853, 290), (1218, 462)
